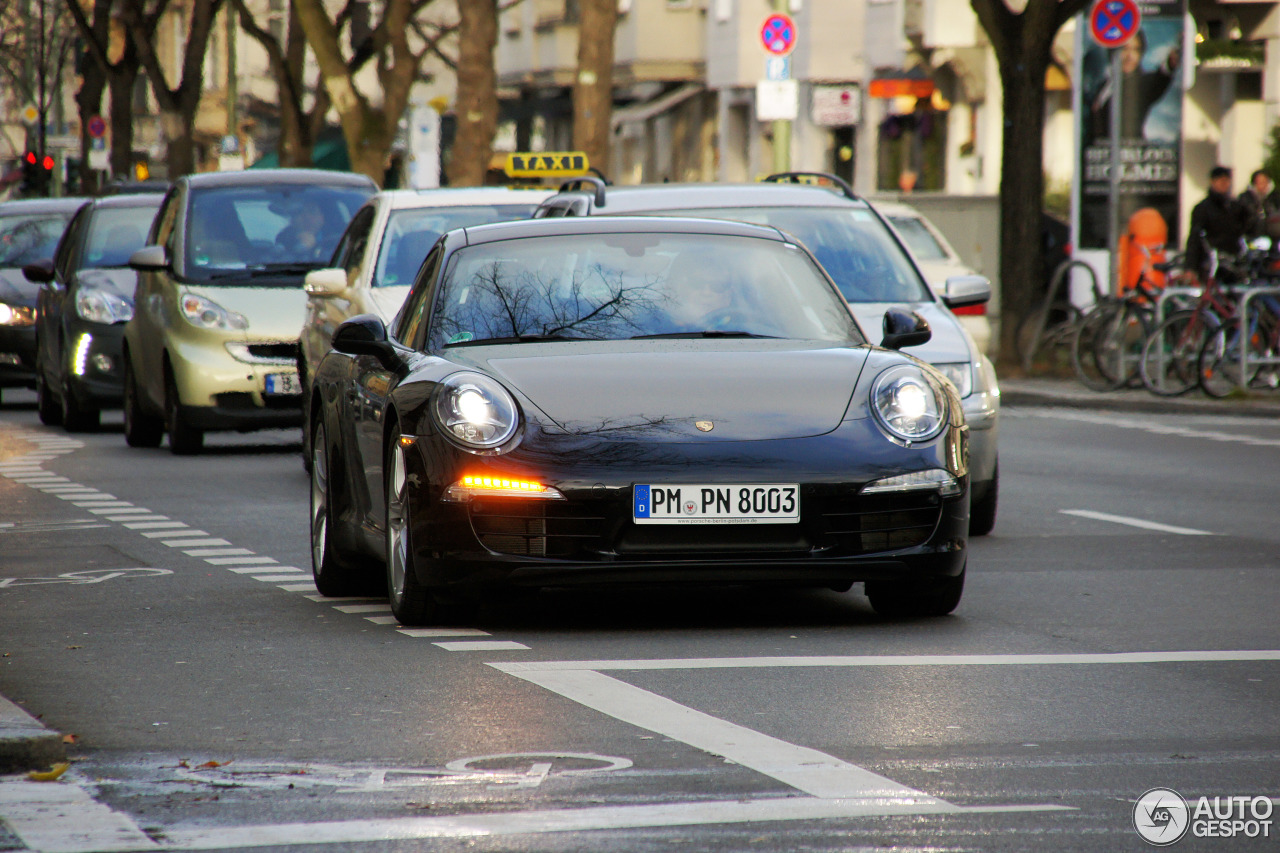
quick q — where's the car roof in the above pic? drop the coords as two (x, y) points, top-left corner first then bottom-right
(380, 186), (555, 210)
(181, 169), (377, 190)
(557, 183), (869, 213)
(83, 192), (166, 211)
(0, 197), (89, 215)
(870, 200), (928, 219)
(460, 214), (788, 245)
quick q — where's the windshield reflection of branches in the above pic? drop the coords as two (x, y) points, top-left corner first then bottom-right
(0, 218), (62, 266)
(439, 261), (661, 341)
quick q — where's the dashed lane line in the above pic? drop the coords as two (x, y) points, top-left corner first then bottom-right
(1060, 509), (1214, 535)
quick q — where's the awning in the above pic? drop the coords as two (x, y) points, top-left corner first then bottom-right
(611, 83), (704, 130)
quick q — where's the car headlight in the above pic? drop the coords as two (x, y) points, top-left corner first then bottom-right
(75, 287), (134, 324)
(931, 361), (972, 398)
(432, 372), (520, 450)
(180, 292), (247, 330)
(0, 302), (35, 326)
(871, 364), (947, 443)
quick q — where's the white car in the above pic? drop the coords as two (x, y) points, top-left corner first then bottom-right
(877, 201), (993, 356)
(298, 186), (553, 457)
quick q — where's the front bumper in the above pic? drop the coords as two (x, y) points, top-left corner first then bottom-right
(62, 323), (127, 406)
(396, 418), (970, 592)
(170, 337), (303, 431)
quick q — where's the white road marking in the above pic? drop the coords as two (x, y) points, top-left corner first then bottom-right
(334, 604), (392, 614)
(142, 529), (204, 538)
(278, 583), (318, 592)
(492, 649), (1280, 674)
(1020, 408), (1280, 446)
(0, 777), (158, 851)
(89, 507), (145, 515)
(55, 492), (110, 500)
(185, 548), (254, 557)
(435, 641), (530, 651)
(396, 628), (491, 638)
(1059, 509), (1214, 535)
(105, 514), (166, 522)
(252, 574), (312, 583)
(162, 538), (231, 547)
(158, 799), (1069, 850)
(364, 615), (402, 625)
(75, 501), (135, 509)
(228, 565), (291, 573)
(206, 556), (275, 565)
(304, 595), (380, 603)
(122, 521), (186, 530)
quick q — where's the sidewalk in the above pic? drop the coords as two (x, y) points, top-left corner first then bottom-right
(0, 694), (65, 774)
(1000, 376), (1280, 418)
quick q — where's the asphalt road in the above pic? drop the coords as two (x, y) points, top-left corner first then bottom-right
(1, 390), (1278, 852)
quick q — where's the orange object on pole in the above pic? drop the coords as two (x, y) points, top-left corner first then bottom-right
(1118, 207), (1168, 295)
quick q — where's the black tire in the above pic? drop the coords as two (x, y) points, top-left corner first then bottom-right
(123, 357), (164, 448)
(1198, 319), (1261, 398)
(1139, 310), (1206, 397)
(35, 369), (62, 427)
(866, 562), (966, 618)
(310, 417), (376, 596)
(164, 369), (203, 455)
(60, 378), (100, 432)
(1072, 302), (1148, 391)
(385, 426), (441, 626)
(969, 462), (997, 537)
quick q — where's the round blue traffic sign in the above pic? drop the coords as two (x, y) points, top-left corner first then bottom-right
(1089, 0), (1141, 48)
(760, 13), (796, 57)
(87, 115), (106, 139)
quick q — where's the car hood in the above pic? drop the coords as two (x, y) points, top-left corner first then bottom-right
(0, 268), (38, 307)
(459, 342), (871, 442)
(364, 285), (410, 324)
(846, 302), (974, 366)
(74, 268), (139, 303)
(186, 284), (308, 340)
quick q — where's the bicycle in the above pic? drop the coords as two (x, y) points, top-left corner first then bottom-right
(1198, 286), (1280, 397)
(1138, 262), (1237, 397)
(1070, 254), (1178, 391)
(1017, 258), (1093, 374)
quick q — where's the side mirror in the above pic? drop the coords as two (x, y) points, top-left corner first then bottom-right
(332, 313), (405, 372)
(940, 274), (991, 310)
(128, 245), (169, 272)
(881, 308), (931, 350)
(21, 259), (54, 284)
(304, 268), (348, 298)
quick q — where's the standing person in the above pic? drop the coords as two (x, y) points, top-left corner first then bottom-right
(1237, 169), (1279, 240)
(1185, 166), (1247, 279)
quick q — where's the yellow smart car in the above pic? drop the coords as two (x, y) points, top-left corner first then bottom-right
(123, 169), (374, 453)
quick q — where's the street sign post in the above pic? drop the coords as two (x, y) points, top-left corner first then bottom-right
(1089, 0), (1143, 293)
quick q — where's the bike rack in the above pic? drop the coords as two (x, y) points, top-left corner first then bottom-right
(1233, 285), (1280, 390)
(1142, 286), (1203, 390)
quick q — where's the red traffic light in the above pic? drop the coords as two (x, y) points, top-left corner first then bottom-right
(24, 151), (36, 165)
(41, 156), (53, 171)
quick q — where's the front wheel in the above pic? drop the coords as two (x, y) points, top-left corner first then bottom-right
(123, 358), (164, 448)
(866, 563), (966, 618)
(1139, 310), (1207, 397)
(35, 370), (62, 427)
(60, 378), (100, 432)
(310, 417), (376, 596)
(385, 432), (440, 626)
(165, 370), (203, 455)
(969, 462), (997, 537)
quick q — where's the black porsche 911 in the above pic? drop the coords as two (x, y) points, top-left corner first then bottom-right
(309, 216), (970, 625)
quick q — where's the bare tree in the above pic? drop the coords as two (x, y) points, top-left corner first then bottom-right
(123, 0), (225, 179)
(969, 0), (1089, 364)
(572, 0), (618, 177)
(64, 0), (150, 184)
(0, 0), (76, 165)
(444, 0), (497, 186)
(293, 0), (458, 186)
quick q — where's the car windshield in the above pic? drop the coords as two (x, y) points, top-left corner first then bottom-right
(428, 232), (861, 348)
(184, 184), (370, 280)
(886, 214), (949, 261)
(374, 204), (535, 288)
(0, 212), (73, 267)
(646, 206), (933, 304)
(81, 203), (161, 269)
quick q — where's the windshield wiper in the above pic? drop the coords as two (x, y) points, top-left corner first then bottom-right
(445, 333), (589, 347)
(630, 330), (776, 340)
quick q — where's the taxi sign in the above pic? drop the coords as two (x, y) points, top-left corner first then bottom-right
(504, 151), (590, 179)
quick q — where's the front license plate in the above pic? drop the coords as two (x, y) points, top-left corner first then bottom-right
(633, 484), (799, 525)
(264, 372), (302, 395)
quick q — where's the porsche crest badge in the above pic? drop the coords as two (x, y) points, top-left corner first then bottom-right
(695, 420), (714, 432)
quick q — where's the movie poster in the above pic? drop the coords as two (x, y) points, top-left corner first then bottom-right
(1077, 0), (1186, 250)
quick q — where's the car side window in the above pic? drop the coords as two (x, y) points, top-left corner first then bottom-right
(153, 190), (181, 254)
(394, 245), (443, 349)
(339, 208), (376, 279)
(53, 207), (87, 282)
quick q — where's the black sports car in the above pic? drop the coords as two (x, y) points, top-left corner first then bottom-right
(309, 216), (970, 625)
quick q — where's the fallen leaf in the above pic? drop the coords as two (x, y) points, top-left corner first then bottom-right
(198, 760), (224, 769)
(177, 759), (190, 768)
(61, 734), (78, 744)
(28, 762), (70, 782)
(66, 646), (82, 650)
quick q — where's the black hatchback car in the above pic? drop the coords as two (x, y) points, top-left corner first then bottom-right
(26, 193), (163, 430)
(0, 197), (86, 403)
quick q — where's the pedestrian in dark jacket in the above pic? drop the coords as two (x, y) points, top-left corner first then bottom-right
(1186, 166), (1246, 279)
(1237, 169), (1280, 241)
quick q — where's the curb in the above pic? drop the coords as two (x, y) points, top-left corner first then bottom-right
(0, 694), (66, 774)
(1000, 384), (1280, 419)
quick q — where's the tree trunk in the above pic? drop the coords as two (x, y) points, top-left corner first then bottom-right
(447, 0), (498, 187)
(573, 0), (618, 177)
(107, 68), (138, 179)
(75, 68), (106, 194)
(996, 65), (1047, 361)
